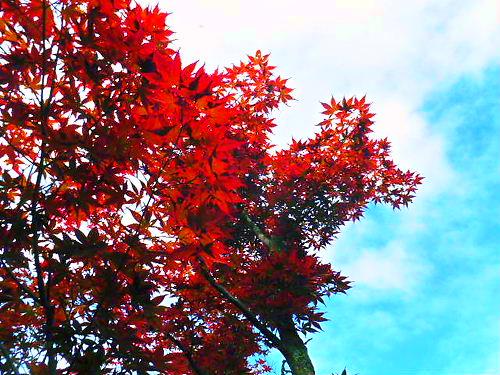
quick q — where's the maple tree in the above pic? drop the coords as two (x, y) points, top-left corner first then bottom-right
(0, 0), (422, 374)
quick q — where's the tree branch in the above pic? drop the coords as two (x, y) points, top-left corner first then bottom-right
(165, 333), (209, 375)
(32, 1), (56, 372)
(0, 342), (20, 375)
(241, 211), (275, 249)
(196, 257), (284, 352)
(0, 260), (40, 304)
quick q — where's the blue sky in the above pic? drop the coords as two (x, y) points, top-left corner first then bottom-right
(308, 66), (500, 375)
(150, 0), (500, 373)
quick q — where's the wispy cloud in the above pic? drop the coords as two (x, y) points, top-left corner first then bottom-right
(338, 241), (431, 295)
(156, 0), (498, 197)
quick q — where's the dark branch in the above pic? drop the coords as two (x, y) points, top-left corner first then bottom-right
(196, 257), (284, 352)
(0, 260), (40, 303)
(0, 342), (20, 375)
(165, 333), (209, 375)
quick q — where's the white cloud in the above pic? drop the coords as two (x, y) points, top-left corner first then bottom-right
(337, 241), (430, 294)
(371, 98), (457, 197)
(160, 0), (499, 92)
(154, 0), (498, 197)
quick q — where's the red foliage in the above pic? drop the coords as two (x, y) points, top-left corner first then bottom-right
(0, 0), (421, 373)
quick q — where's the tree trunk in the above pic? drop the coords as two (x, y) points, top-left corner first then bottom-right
(276, 315), (315, 375)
